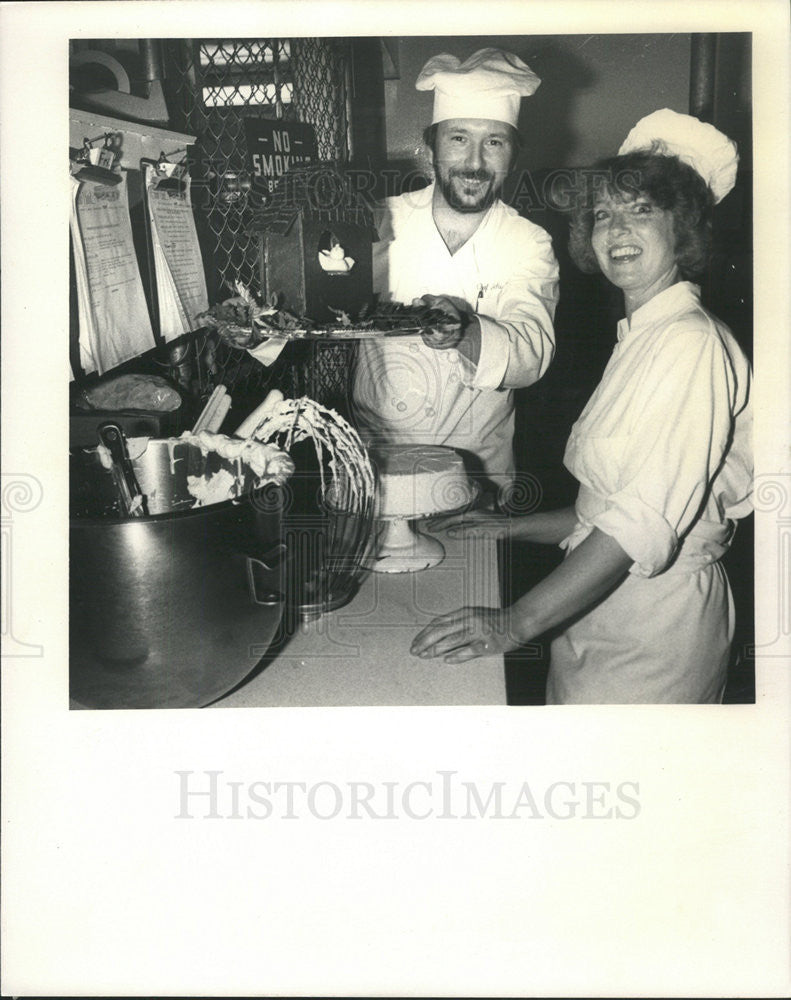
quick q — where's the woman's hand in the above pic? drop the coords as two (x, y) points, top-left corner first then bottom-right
(427, 507), (573, 544)
(410, 529), (633, 665)
(426, 508), (516, 540)
(430, 505), (580, 546)
(410, 606), (526, 663)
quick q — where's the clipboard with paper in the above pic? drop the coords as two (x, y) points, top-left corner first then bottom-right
(141, 155), (209, 343)
(69, 168), (157, 377)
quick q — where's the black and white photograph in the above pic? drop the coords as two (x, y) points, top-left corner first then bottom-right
(66, 30), (755, 710)
(2, 1), (789, 996)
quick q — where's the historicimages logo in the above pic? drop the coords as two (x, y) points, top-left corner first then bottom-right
(174, 770), (641, 821)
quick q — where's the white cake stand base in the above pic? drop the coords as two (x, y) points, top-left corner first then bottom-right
(371, 517), (445, 574)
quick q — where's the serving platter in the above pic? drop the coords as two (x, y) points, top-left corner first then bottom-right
(195, 293), (459, 349)
(253, 324), (429, 341)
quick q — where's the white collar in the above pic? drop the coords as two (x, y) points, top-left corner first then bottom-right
(617, 281), (702, 342)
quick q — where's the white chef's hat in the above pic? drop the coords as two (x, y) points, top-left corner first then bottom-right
(618, 108), (739, 204)
(416, 48), (541, 127)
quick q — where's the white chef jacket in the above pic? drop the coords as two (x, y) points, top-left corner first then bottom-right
(548, 281), (753, 704)
(352, 183), (559, 485)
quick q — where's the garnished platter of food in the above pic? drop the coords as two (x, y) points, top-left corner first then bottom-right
(194, 282), (459, 348)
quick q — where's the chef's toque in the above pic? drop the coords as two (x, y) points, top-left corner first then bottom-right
(416, 48), (541, 126)
(618, 108), (739, 204)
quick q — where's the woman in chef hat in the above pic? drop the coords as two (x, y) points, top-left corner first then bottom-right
(411, 109), (753, 704)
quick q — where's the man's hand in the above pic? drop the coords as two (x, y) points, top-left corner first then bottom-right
(414, 294), (468, 350)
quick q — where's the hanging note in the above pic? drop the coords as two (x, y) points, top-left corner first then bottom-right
(143, 162), (209, 342)
(69, 172), (156, 377)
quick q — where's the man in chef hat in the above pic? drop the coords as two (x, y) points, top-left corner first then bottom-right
(352, 47), (559, 498)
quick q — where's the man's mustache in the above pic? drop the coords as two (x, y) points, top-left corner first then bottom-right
(450, 168), (495, 184)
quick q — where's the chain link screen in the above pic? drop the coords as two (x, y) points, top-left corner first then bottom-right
(164, 37), (351, 294)
(161, 37), (355, 412)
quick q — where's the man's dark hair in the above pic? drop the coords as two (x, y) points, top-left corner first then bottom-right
(568, 150), (714, 281)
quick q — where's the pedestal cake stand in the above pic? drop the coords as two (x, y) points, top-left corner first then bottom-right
(371, 481), (480, 574)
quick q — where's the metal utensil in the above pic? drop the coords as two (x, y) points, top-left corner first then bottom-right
(97, 422), (147, 517)
(70, 436), (291, 709)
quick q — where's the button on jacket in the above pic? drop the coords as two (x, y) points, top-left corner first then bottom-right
(352, 183), (559, 485)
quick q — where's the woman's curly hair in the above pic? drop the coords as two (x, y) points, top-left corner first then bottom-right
(568, 149), (714, 280)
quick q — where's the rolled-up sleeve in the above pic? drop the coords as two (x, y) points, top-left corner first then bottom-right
(472, 225), (559, 390)
(585, 325), (738, 577)
(594, 495), (678, 575)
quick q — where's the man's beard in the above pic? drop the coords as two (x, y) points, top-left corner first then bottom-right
(435, 167), (501, 213)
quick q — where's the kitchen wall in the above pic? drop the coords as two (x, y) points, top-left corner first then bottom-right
(377, 35), (753, 706)
(384, 34), (693, 171)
